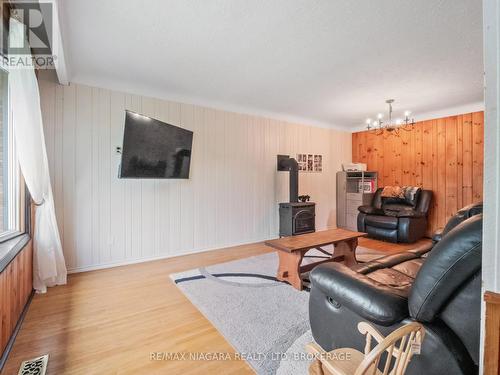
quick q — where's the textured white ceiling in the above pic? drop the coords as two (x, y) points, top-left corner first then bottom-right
(58, 0), (483, 129)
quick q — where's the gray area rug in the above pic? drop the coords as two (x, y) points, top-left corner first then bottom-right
(171, 251), (309, 374)
(170, 245), (388, 374)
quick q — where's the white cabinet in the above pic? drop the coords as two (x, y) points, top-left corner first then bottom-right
(336, 171), (378, 231)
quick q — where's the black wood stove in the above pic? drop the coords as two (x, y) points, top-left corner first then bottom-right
(279, 202), (316, 236)
(277, 155), (316, 237)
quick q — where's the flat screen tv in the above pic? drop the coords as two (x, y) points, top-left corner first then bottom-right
(119, 110), (193, 179)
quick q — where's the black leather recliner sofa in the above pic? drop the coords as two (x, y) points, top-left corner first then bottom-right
(309, 202), (483, 375)
(432, 201), (483, 243)
(357, 188), (433, 243)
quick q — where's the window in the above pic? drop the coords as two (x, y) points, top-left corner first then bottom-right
(0, 67), (23, 240)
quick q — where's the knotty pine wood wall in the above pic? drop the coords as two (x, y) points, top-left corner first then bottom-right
(352, 111), (484, 234)
(0, 240), (33, 357)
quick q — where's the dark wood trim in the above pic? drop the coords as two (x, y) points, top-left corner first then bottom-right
(484, 291), (500, 375)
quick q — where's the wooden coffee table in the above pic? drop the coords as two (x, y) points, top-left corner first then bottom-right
(265, 229), (366, 290)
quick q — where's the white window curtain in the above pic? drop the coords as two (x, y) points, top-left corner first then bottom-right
(8, 18), (67, 293)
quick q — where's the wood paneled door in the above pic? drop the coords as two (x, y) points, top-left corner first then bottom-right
(352, 111), (484, 235)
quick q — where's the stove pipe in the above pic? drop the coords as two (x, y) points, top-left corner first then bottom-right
(278, 156), (299, 203)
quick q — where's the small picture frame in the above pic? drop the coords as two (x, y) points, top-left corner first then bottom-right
(314, 154), (322, 172)
(297, 153), (306, 171)
(307, 154), (313, 172)
(296, 153), (323, 173)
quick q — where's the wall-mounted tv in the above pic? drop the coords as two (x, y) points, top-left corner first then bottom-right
(119, 110), (193, 179)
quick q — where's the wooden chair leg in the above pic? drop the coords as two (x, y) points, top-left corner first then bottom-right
(309, 359), (325, 375)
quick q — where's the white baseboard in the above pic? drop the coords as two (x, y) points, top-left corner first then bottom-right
(66, 225), (334, 274)
(67, 235), (277, 274)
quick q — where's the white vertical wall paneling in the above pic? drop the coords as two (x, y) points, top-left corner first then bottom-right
(227, 112), (240, 244)
(481, 1), (498, 371)
(214, 110), (225, 246)
(168, 102), (182, 255)
(157, 99), (170, 256)
(54, 85), (64, 246)
(90, 87), (100, 265)
(125, 94), (142, 260)
(268, 119), (279, 236)
(180, 103), (195, 251)
(192, 106), (204, 249)
(109, 91), (126, 262)
(75, 85), (93, 267)
(99, 88), (111, 264)
(250, 115), (258, 239)
(39, 80), (352, 272)
(141, 97), (157, 259)
(207, 109), (215, 247)
(255, 116), (266, 237)
(301, 125), (311, 198)
(62, 84), (76, 269)
(40, 81), (55, 189)
(483, 0), (500, 293)
(153, 98), (162, 256)
(275, 121), (287, 206)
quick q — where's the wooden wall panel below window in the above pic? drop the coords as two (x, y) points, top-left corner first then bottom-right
(352, 112), (484, 235)
(484, 291), (500, 375)
(0, 240), (33, 357)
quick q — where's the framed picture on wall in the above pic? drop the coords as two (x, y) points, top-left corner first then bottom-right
(297, 153), (323, 173)
(307, 154), (314, 172)
(297, 153), (307, 171)
(314, 154), (322, 172)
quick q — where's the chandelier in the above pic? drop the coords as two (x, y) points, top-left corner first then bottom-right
(365, 99), (415, 136)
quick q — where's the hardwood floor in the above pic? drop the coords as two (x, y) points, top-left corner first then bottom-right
(358, 237), (431, 253)
(1, 238), (431, 374)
